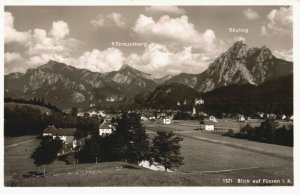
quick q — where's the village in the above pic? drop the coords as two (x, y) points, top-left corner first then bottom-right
(39, 97), (293, 169)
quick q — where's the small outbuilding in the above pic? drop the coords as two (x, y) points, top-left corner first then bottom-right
(200, 121), (215, 131)
(163, 118), (171, 125)
(237, 114), (246, 122)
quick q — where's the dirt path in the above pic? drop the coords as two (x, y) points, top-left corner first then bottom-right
(5, 139), (35, 148)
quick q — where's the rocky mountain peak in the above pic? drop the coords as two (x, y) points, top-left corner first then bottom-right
(197, 42), (292, 92)
(230, 41), (248, 58)
(38, 60), (68, 72)
(233, 40), (246, 48)
(258, 45), (273, 61)
(117, 64), (153, 80)
(119, 64), (131, 71)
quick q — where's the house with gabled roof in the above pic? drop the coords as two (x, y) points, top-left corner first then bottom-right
(43, 125), (58, 136)
(237, 114), (246, 122)
(163, 117), (172, 125)
(99, 120), (115, 136)
(195, 98), (204, 105)
(43, 125), (76, 143)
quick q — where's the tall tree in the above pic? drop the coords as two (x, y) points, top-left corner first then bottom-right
(31, 137), (63, 176)
(151, 131), (184, 171)
(78, 136), (101, 163)
(71, 107), (78, 117)
(258, 119), (279, 142)
(127, 113), (150, 164)
(113, 113), (129, 162)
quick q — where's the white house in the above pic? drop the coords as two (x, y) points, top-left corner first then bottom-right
(77, 112), (85, 117)
(269, 113), (276, 119)
(88, 111), (98, 117)
(141, 116), (148, 121)
(209, 115), (218, 122)
(98, 111), (106, 117)
(200, 121), (215, 131)
(99, 120), (115, 136)
(195, 98), (204, 105)
(149, 116), (156, 120)
(163, 118), (171, 125)
(257, 112), (264, 118)
(105, 97), (115, 102)
(237, 114), (246, 122)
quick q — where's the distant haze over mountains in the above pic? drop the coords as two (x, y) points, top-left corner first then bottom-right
(4, 41), (293, 109)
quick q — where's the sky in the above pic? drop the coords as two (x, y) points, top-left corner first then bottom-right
(4, 6), (293, 77)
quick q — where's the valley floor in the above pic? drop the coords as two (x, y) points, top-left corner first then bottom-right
(4, 121), (293, 186)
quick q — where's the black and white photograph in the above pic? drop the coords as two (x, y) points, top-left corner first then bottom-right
(1, 0), (298, 189)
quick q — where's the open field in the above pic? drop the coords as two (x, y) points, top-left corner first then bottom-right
(5, 102), (52, 113)
(145, 122), (293, 185)
(145, 121), (293, 159)
(5, 126), (293, 186)
(5, 136), (67, 177)
(170, 119), (292, 133)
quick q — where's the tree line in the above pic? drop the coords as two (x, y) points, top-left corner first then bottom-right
(4, 105), (99, 136)
(201, 75), (293, 116)
(236, 119), (293, 146)
(5, 97), (61, 112)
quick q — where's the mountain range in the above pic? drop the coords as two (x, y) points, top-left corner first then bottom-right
(5, 61), (160, 108)
(4, 41), (293, 109)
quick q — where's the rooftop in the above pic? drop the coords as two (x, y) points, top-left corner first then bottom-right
(43, 126), (76, 136)
(99, 121), (113, 129)
(200, 121), (215, 125)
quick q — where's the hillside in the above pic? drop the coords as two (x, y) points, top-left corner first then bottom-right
(201, 74), (293, 115)
(5, 102), (52, 114)
(136, 82), (201, 109)
(5, 162), (194, 186)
